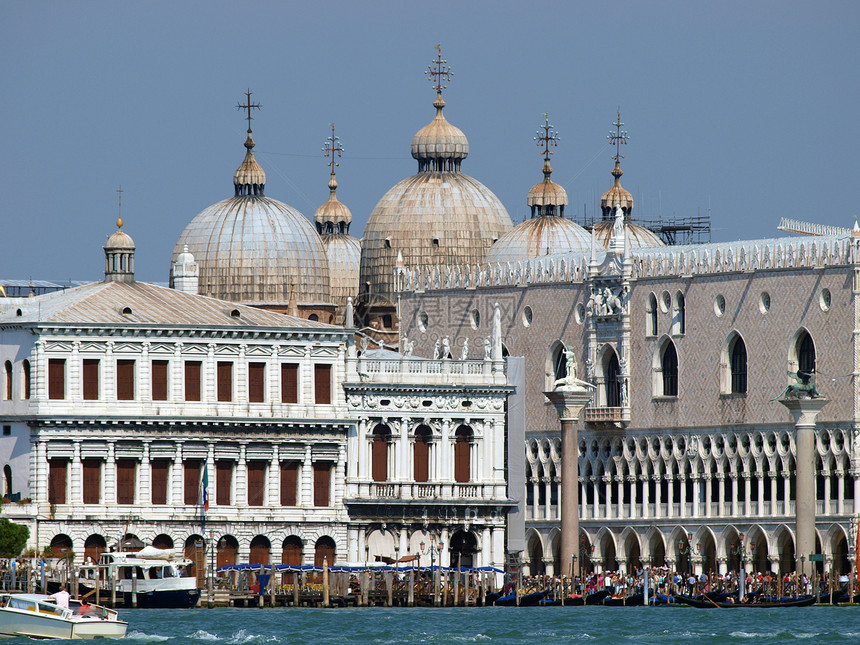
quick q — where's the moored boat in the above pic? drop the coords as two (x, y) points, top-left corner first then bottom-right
(0, 594), (127, 639)
(675, 594), (815, 608)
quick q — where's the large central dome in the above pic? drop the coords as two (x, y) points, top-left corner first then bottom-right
(170, 118), (331, 310)
(360, 49), (512, 310)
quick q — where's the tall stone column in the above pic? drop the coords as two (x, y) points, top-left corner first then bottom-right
(545, 385), (594, 579)
(780, 396), (828, 577)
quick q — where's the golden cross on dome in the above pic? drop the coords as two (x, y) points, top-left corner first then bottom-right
(236, 89), (261, 132)
(607, 108), (629, 162)
(322, 123), (344, 173)
(534, 113), (559, 162)
(425, 44), (452, 94)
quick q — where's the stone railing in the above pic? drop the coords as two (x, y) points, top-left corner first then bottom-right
(584, 407), (625, 423)
(397, 234), (853, 294)
(349, 355), (505, 385)
(352, 482), (496, 501)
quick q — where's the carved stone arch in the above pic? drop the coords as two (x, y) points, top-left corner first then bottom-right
(772, 523), (796, 573)
(721, 330), (748, 395)
(693, 525), (718, 573)
(745, 524), (770, 572)
(653, 335), (679, 397)
(645, 526), (667, 566)
(546, 526), (561, 562)
(595, 526), (618, 570)
(547, 340), (568, 391)
(619, 527), (642, 569)
(788, 327), (816, 376)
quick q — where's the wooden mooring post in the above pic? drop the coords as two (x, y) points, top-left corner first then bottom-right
(323, 558), (330, 608)
(407, 570), (415, 607)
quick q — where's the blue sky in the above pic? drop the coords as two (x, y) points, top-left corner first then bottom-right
(2, 1), (857, 283)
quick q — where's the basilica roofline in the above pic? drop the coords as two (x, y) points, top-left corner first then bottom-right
(396, 232), (853, 294)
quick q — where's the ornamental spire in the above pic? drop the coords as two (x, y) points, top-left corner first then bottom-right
(425, 44), (453, 109)
(534, 112), (560, 179)
(607, 108), (629, 182)
(322, 122), (344, 193)
(233, 90), (266, 196)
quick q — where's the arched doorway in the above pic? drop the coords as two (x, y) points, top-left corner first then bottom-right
(526, 534), (544, 576)
(216, 535), (239, 568)
(725, 528), (742, 574)
(282, 536), (303, 567)
(775, 529), (795, 574)
(832, 532), (850, 574)
(579, 532), (594, 574)
(249, 535), (271, 565)
(83, 535), (106, 564)
(623, 532), (641, 572)
(184, 534), (205, 580)
(698, 532), (717, 574)
(314, 537), (336, 567)
(121, 533), (144, 552)
(449, 530), (478, 568)
(649, 533), (666, 568)
(49, 534), (72, 559)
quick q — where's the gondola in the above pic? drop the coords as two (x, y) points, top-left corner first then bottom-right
(601, 592), (644, 606)
(492, 590), (547, 606)
(675, 594), (815, 608)
(538, 589), (612, 606)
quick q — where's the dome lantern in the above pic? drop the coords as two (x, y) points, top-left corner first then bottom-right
(527, 113), (568, 217)
(233, 90), (266, 196)
(104, 217), (135, 283)
(600, 110), (633, 219)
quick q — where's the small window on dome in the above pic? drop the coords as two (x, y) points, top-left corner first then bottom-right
(230, 309), (241, 318)
(432, 238), (440, 247)
(308, 314), (319, 322)
(384, 238), (391, 249)
(15, 309), (22, 317)
(121, 306), (133, 315)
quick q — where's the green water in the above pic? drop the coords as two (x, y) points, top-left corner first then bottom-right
(85, 606), (860, 645)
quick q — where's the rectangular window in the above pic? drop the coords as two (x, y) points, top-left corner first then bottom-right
(313, 461), (331, 507)
(247, 461), (266, 506)
(217, 362), (232, 402)
(314, 364), (331, 404)
(150, 460), (169, 505)
(115, 459), (136, 504)
(82, 459), (101, 504)
(48, 359), (66, 400)
(151, 360), (168, 401)
(4, 361), (11, 400)
(116, 359), (135, 400)
(248, 362), (265, 403)
(216, 460), (232, 506)
(48, 459), (68, 504)
(184, 361), (201, 402)
(280, 461), (298, 506)
(184, 460), (203, 505)
(82, 359), (99, 400)
(281, 363), (299, 404)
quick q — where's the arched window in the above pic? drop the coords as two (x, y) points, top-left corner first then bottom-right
(647, 294), (658, 337)
(371, 425), (390, 482)
(454, 426), (472, 483)
(215, 535), (239, 568)
(604, 351), (621, 407)
(548, 342), (566, 390)
(3, 465), (10, 496)
(661, 341), (678, 396)
(730, 336), (747, 394)
(413, 425), (431, 483)
(797, 331), (816, 376)
(21, 360), (30, 399)
(282, 536), (303, 566)
(84, 534), (106, 564)
(675, 292), (686, 335)
(3, 361), (11, 400)
(49, 534), (73, 559)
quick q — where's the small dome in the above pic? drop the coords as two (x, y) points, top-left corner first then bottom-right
(528, 160), (568, 211)
(105, 218), (135, 249)
(600, 161), (634, 216)
(233, 133), (266, 196)
(485, 216), (592, 264)
(175, 244), (195, 266)
(411, 96), (469, 163)
(314, 175), (353, 231)
(592, 219), (665, 249)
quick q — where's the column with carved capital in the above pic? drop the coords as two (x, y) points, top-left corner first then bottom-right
(545, 385), (594, 579)
(780, 396), (828, 577)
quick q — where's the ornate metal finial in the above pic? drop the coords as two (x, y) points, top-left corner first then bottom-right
(116, 185), (124, 220)
(236, 89), (261, 133)
(425, 44), (453, 96)
(322, 123), (344, 174)
(534, 113), (560, 163)
(607, 108), (629, 162)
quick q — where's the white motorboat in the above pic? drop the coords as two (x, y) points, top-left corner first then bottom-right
(78, 547), (200, 608)
(0, 594), (127, 639)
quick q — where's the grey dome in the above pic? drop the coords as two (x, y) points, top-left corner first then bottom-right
(322, 233), (361, 319)
(486, 216), (592, 264)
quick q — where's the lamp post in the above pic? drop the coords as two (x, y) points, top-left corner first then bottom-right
(729, 532), (745, 597)
(678, 533), (694, 574)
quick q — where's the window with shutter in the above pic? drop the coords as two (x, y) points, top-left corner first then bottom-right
(248, 362), (265, 402)
(22, 360), (30, 400)
(150, 460), (169, 505)
(115, 459), (136, 504)
(280, 462), (298, 506)
(116, 360), (135, 400)
(216, 461), (232, 506)
(184, 460), (202, 505)
(247, 461), (266, 506)
(184, 361), (201, 401)
(281, 363), (298, 403)
(217, 362), (232, 402)
(313, 462), (331, 507)
(82, 359), (99, 400)
(3, 361), (11, 400)
(314, 364), (331, 404)
(151, 360), (168, 400)
(82, 459), (101, 504)
(48, 359), (65, 400)
(48, 459), (68, 504)
(454, 427), (471, 483)
(372, 426), (389, 482)
(413, 426), (431, 483)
